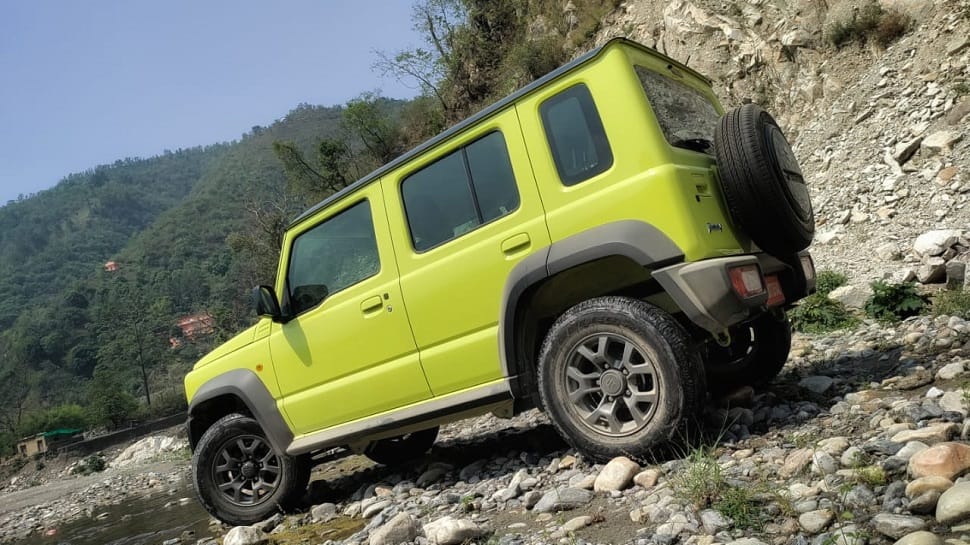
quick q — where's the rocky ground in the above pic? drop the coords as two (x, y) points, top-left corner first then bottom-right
(10, 313), (970, 545)
(190, 313), (970, 545)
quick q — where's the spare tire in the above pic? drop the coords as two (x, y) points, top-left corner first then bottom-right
(714, 104), (814, 256)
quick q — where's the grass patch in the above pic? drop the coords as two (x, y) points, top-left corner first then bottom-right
(791, 295), (860, 333)
(671, 446), (769, 530)
(864, 280), (927, 323)
(852, 465), (888, 487)
(267, 517), (365, 544)
(826, 1), (911, 49)
(790, 269), (859, 333)
(933, 288), (970, 319)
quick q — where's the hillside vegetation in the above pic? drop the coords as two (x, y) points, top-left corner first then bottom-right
(0, 0), (620, 455)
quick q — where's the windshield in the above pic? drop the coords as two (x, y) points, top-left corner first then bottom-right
(635, 66), (719, 155)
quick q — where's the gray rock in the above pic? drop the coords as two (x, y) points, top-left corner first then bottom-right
(812, 451), (839, 475)
(594, 456), (640, 492)
(561, 515), (593, 532)
(908, 490), (943, 515)
(369, 513), (420, 545)
(841, 446), (866, 468)
(533, 487), (592, 513)
(223, 527), (268, 545)
(361, 500), (391, 519)
(894, 136), (923, 166)
(423, 516), (486, 545)
(937, 361), (966, 380)
(892, 530), (943, 545)
(947, 261), (967, 290)
(800, 376), (835, 394)
(922, 131), (962, 154)
(634, 468), (660, 488)
(917, 258), (947, 284)
(726, 539), (768, 545)
(458, 460), (485, 482)
(521, 490), (542, 509)
(700, 509), (731, 534)
(828, 286), (870, 310)
(417, 465), (450, 487)
(799, 509), (834, 533)
(895, 441), (929, 461)
(940, 391), (967, 414)
(311, 502), (338, 523)
(844, 484), (875, 510)
(913, 230), (962, 257)
(935, 480), (970, 524)
(871, 513), (926, 539)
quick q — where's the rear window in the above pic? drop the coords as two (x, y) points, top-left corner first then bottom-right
(635, 66), (719, 155)
(539, 84), (613, 186)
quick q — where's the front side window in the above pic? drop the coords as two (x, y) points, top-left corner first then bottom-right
(540, 84), (613, 186)
(286, 200), (380, 315)
(635, 66), (719, 155)
(402, 132), (519, 251)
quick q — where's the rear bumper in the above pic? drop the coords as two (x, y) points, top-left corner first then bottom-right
(653, 250), (814, 334)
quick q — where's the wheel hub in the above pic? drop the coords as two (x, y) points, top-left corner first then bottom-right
(599, 369), (626, 397)
(240, 461), (258, 479)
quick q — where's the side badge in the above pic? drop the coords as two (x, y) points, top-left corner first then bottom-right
(706, 223), (723, 233)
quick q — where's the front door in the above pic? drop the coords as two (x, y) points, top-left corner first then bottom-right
(270, 184), (431, 436)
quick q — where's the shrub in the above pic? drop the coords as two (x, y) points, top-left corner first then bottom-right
(864, 280), (927, 323)
(672, 447), (726, 508)
(933, 289), (970, 319)
(826, 1), (910, 49)
(791, 294), (859, 333)
(816, 270), (849, 296)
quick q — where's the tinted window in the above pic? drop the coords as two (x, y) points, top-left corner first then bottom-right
(465, 132), (520, 222)
(635, 66), (719, 155)
(286, 200), (379, 315)
(540, 84), (613, 185)
(403, 132), (519, 251)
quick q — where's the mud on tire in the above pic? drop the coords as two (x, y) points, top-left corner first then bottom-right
(537, 296), (705, 462)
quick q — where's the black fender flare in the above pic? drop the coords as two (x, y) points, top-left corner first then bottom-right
(498, 220), (684, 394)
(187, 369), (293, 454)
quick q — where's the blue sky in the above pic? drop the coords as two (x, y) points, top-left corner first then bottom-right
(0, 1), (422, 204)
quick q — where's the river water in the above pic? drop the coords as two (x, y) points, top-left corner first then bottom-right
(24, 482), (215, 545)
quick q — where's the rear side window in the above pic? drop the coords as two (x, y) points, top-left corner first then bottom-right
(286, 200), (380, 314)
(402, 132), (519, 252)
(635, 66), (719, 155)
(540, 84), (613, 186)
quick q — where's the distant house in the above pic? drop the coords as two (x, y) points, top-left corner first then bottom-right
(104, 261), (119, 272)
(177, 312), (215, 340)
(16, 429), (83, 457)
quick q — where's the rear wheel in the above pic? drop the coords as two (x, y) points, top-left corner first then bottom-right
(364, 427), (438, 465)
(192, 413), (310, 525)
(537, 297), (705, 461)
(704, 311), (792, 394)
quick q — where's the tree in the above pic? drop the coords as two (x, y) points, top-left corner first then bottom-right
(93, 275), (171, 406)
(87, 365), (138, 429)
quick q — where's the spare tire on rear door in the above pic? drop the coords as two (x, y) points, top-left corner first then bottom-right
(714, 104), (814, 256)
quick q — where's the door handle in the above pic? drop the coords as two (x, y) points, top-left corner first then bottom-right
(501, 233), (531, 255)
(360, 295), (383, 315)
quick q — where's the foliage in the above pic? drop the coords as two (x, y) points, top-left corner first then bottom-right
(715, 485), (766, 530)
(672, 446), (726, 507)
(15, 404), (88, 438)
(72, 454), (106, 475)
(86, 366), (139, 429)
(933, 288), (970, 319)
(790, 294), (859, 333)
(816, 270), (848, 296)
(827, 1), (911, 49)
(864, 280), (927, 323)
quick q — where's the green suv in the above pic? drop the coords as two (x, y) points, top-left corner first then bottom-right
(184, 37), (816, 524)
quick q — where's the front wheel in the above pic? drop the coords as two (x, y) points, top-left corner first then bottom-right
(192, 413), (310, 526)
(537, 297), (705, 462)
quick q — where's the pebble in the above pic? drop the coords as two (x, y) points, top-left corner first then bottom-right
(935, 481), (970, 524)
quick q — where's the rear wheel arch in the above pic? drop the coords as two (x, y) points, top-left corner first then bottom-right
(500, 221), (685, 402)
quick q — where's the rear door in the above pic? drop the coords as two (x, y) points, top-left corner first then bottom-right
(382, 108), (550, 396)
(269, 183), (431, 436)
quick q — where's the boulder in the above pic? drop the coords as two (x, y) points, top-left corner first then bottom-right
(922, 131), (963, 154)
(369, 513), (420, 545)
(893, 531), (943, 545)
(827, 285), (871, 310)
(593, 456), (640, 492)
(913, 230), (962, 257)
(908, 442), (970, 480)
(423, 516), (486, 545)
(533, 487), (593, 513)
(936, 481), (970, 524)
(871, 513), (926, 539)
(223, 527), (268, 545)
(905, 476), (953, 498)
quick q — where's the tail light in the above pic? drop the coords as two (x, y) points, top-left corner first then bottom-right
(728, 264), (766, 299)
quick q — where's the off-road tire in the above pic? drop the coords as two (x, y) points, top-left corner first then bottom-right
(703, 311), (792, 394)
(715, 103), (814, 256)
(192, 413), (310, 526)
(364, 427), (439, 465)
(537, 296), (705, 462)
